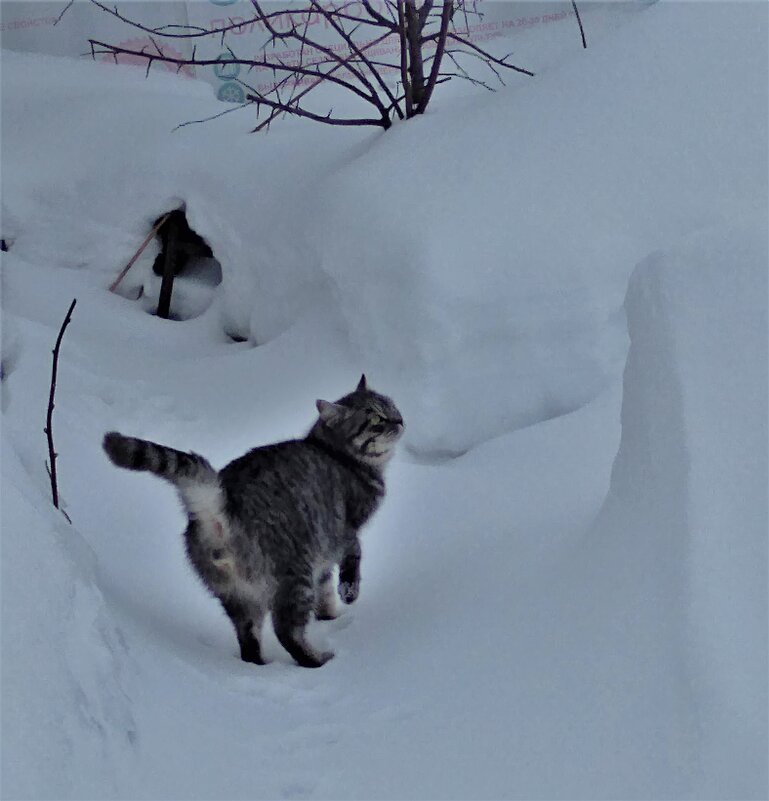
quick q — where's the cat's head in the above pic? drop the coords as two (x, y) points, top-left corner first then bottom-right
(314, 375), (404, 466)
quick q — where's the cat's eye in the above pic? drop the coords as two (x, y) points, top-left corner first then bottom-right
(370, 414), (383, 426)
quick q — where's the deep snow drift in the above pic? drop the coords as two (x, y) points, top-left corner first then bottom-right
(615, 222), (768, 796)
(1, 1), (767, 798)
(4, 2), (765, 456)
(552, 219), (768, 798)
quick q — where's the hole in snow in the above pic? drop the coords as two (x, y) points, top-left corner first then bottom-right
(140, 208), (222, 321)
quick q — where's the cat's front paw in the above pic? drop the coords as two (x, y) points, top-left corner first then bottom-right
(338, 580), (359, 604)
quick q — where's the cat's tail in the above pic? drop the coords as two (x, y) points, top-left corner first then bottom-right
(103, 431), (222, 519)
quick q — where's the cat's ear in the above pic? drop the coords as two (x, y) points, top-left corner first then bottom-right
(356, 374), (368, 392)
(316, 399), (347, 424)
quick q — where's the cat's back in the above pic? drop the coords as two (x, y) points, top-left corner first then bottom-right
(221, 438), (326, 486)
(220, 438), (343, 509)
(220, 439), (351, 552)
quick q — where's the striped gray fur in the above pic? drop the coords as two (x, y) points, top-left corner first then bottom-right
(103, 432), (215, 484)
(102, 375), (403, 668)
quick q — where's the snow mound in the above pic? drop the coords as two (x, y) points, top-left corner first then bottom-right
(474, 220), (768, 799)
(309, 0), (767, 454)
(1, 437), (137, 799)
(3, 1), (765, 455)
(590, 218), (768, 797)
(1, 2), (766, 796)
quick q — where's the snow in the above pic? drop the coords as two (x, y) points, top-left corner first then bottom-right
(1, 439), (137, 798)
(1, 1), (767, 798)
(5, 2), (764, 457)
(310, 0), (767, 455)
(546, 217), (768, 799)
(601, 220), (768, 796)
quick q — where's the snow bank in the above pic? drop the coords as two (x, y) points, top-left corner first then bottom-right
(0, 253), (625, 800)
(459, 220), (767, 799)
(594, 219), (768, 796)
(4, 1), (764, 456)
(1, 435), (136, 799)
(0, 48), (369, 336)
(310, 0), (767, 453)
(1, 3), (766, 796)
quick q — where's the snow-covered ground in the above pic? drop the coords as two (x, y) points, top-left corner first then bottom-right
(1, 1), (767, 798)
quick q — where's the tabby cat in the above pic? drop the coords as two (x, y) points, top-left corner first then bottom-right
(103, 375), (403, 668)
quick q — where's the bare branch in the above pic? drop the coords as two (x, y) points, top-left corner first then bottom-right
(440, 50), (494, 90)
(572, 1), (587, 48)
(148, 36), (164, 58)
(397, 0), (413, 117)
(252, 29), (393, 132)
(245, 92), (387, 128)
(88, 0), (278, 40)
(45, 298), (77, 521)
(416, 0), (452, 113)
(404, 0), (426, 107)
(284, 10), (312, 109)
(88, 40), (379, 106)
(310, 0), (402, 119)
(86, 0), (536, 129)
(439, 69), (495, 91)
(325, 0), (398, 31)
(362, 0), (398, 29)
(54, 0), (74, 26)
(445, 32), (534, 76)
(253, 0), (379, 105)
(433, 45), (504, 85)
(418, 0), (435, 28)
(109, 212), (170, 292)
(170, 102), (251, 131)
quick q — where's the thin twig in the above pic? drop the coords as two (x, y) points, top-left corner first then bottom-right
(54, 0), (74, 26)
(253, 0), (376, 97)
(88, 0), (275, 40)
(249, 30), (392, 132)
(286, 9), (313, 111)
(441, 51), (495, 90)
(245, 92), (386, 127)
(87, 0), (535, 129)
(109, 213), (170, 292)
(44, 299), (77, 522)
(572, 1), (587, 48)
(173, 103), (252, 132)
(362, 0), (398, 30)
(445, 33), (534, 76)
(88, 39), (377, 105)
(310, 0), (402, 120)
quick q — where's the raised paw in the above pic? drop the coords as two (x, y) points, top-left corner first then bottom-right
(338, 580), (359, 604)
(315, 589), (339, 621)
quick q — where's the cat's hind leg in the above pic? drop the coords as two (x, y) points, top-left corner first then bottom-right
(315, 566), (339, 621)
(273, 578), (333, 668)
(220, 596), (266, 665)
(338, 538), (361, 605)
